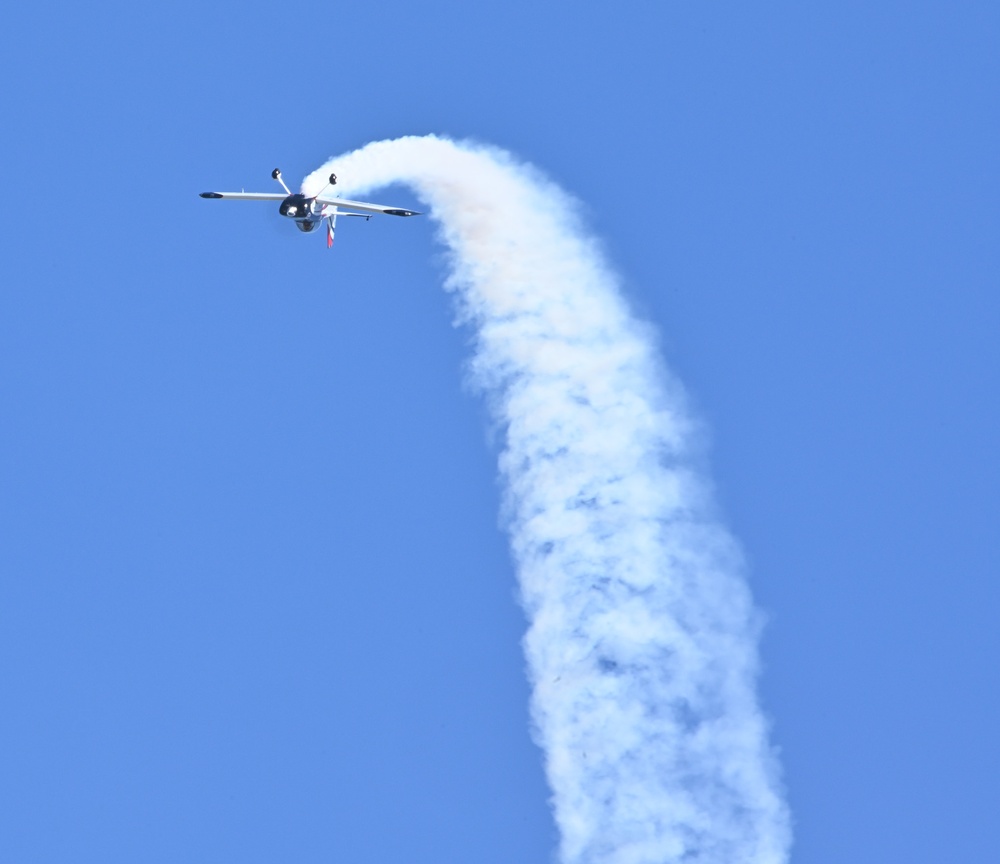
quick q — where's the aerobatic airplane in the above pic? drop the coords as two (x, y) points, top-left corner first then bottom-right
(199, 169), (421, 248)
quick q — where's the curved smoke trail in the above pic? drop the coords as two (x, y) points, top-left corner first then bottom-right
(304, 137), (791, 864)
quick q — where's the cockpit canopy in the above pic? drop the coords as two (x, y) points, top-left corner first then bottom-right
(279, 193), (313, 218)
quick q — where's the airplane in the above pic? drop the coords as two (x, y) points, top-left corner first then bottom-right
(199, 169), (421, 248)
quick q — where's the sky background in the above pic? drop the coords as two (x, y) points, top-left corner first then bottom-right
(1, 2), (998, 863)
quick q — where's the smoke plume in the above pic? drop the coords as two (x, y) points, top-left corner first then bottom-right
(303, 136), (791, 864)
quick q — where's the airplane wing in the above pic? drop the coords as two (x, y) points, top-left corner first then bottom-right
(199, 192), (287, 200)
(315, 194), (421, 217)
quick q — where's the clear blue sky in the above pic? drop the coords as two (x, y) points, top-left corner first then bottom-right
(1, 3), (997, 863)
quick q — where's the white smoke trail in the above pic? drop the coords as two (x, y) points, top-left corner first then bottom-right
(304, 136), (791, 864)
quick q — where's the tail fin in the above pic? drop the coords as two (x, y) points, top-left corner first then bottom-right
(327, 213), (337, 248)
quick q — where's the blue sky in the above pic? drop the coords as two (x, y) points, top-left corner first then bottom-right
(1, 2), (998, 863)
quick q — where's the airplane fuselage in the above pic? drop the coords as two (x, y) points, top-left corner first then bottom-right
(278, 193), (326, 233)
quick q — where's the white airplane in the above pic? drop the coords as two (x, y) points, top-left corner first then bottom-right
(200, 169), (421, 248)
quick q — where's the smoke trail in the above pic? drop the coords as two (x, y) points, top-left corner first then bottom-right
(304, 137), (791, 864)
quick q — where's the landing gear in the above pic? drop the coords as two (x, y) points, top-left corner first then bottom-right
(271, 168), (292, 195)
